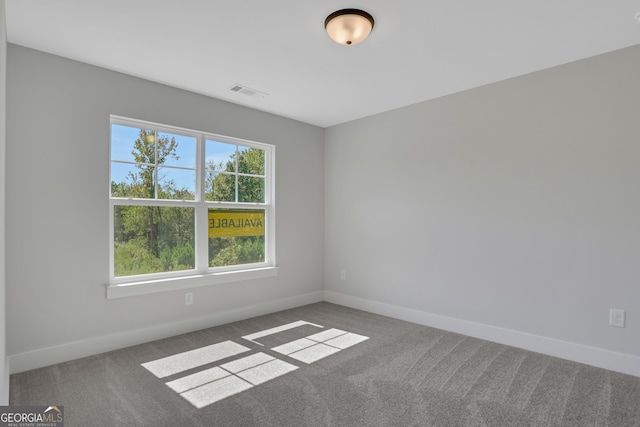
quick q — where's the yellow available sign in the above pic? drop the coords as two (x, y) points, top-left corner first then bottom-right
(208, 210), (265, 238)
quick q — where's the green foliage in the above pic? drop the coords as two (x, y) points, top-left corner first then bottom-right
(113, 239), (163, 276)
(160, 243), (195, 271)
(209, 236), (265, 267)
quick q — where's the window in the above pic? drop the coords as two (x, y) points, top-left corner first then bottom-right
(109, 116), (275, 294)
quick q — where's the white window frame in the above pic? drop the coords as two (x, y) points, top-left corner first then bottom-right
(107, 116), (277, 299)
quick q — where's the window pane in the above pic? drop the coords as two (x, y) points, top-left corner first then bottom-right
(111, 162), (156, 198)
(238, 176), (265, 203)
(158, 167), (196, 200)
(237, 146), (265, 175)
(206, 140), (236, 172)
(159, 132), (196, 168)
(111, 126), (157, 199)
(208, 209), (265, 267)
(111, 162), (137, 197)
(113, 206), (195, 277)
(205, 172), (236, 202)
(111, 124), (150, 163)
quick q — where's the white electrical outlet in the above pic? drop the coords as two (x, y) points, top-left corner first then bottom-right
(185, 292), (194, 306)
(340, 270), (347, 281)
(609, 308), (625, 328)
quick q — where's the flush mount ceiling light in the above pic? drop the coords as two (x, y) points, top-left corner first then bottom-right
(325, 9), (375, 46)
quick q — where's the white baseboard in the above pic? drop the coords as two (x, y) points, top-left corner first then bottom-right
(9, 291), (324, 374)
(324, 291), (640, 378)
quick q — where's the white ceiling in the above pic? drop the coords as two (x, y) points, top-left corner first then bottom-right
(5, 1), (640, 128)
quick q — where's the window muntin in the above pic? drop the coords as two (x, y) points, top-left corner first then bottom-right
(109, 117), (274, 284)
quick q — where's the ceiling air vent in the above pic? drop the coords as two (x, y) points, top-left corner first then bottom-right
(229, 84), (268, 98)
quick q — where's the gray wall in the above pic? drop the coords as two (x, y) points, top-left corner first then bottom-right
(325, 45), (640, 358)
(6, 45), (324, 370)
(0, 0), (7, 404)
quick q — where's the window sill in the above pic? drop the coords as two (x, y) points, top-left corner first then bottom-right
(106, 266), (279, 299)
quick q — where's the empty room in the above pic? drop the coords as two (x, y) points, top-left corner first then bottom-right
(1, 1), (640, 426)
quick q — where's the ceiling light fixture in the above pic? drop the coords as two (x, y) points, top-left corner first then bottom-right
(325, 9), (374, 46)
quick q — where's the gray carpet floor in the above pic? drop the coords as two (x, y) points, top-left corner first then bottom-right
(10, 302), (640, 426)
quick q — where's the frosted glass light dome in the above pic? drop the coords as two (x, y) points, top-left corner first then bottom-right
(325, 9), (375, 46)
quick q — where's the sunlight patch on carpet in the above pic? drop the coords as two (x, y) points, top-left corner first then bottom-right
(241, 320), (324, 346)
(141, 321), (370, 408)
(237, 359), (298, 386)
(167, 352), (298, 408)
(285, 343), (341, 364)
(271, 338), (317, 355)
(181, 375), (253, 409)
(272, 328), (370, 364)
(166, 367), (231, 394)
(141, 340), (250, 378)
(325, 332), (370, 349)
